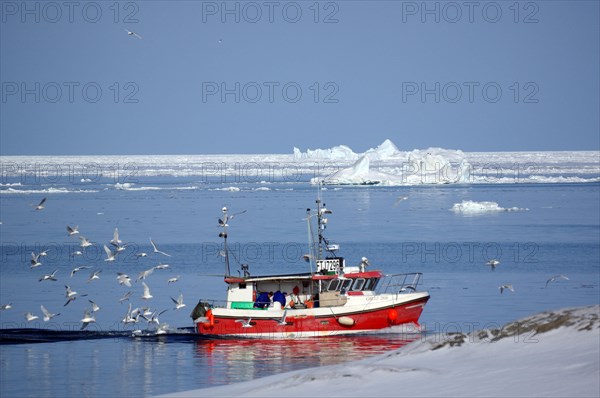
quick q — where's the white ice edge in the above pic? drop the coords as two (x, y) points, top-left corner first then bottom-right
(156, 305), (600, 398)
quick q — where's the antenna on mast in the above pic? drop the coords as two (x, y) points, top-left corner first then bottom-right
(218, 206), (231, 277)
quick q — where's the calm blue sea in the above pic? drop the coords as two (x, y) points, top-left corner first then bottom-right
(1, 174), (599, 397)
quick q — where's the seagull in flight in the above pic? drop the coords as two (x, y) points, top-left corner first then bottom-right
(218, 208), (247, 227)
(64, 285), (87, 306)
(141, 282), (153, 300)
(275, 310), (288, 325)
(150, 238), (171, 257)
(235, 317), (253, 328)
(80, 309), (96, 330)
(136, 252), (148, 258)
(545, 274), (570, 289)
(87, 269), (102, 283)
(33, 197), (47, 210)
(146, 309), (168, 325)
(71, 250), (83, 257)
(167, 275), (180, 284)
(40, 305), (60, 322)
(103, 245), (117, 262)
(70, 265), (91, 278)
(78, 235), (93, 248)
(88, 300), (101, 312)
(39, 269), (58, 282)
(110, 228), (122, 245)
(116, 273), (132, 287)
(25, 312), (39, 322)
(136, 267), (154, 282)
(119, 291), (132, 303)
(499, 284), (514, 294)
(30, 252), (42, 268)
(170, 293), (186, 310)
(66, 225), (79, 236)
(154, 263), (170, 270)
(1, 303), (12, 310)
(123, 28), (142, 39)
(486, 259), (500, 270)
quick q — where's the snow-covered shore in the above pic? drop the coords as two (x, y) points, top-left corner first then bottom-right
(158, 305), (599, 398)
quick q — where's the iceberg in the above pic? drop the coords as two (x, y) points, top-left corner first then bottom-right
(309, 139), (472, 186)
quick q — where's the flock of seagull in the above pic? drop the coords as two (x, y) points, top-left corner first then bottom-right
(0, 197), (187, 333)
(484, 259), (570, 294)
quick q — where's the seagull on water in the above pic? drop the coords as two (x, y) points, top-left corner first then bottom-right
(154, 263), (170, 270)
(88, 300), (101, 312)
(25, 312), (39, 322)
(66, 225), (79, 236)
(87, 269), (102, 283)
(170, 293), (186, 310)
(33, 197), (46, 210)
(116, 273), (132, 287)
(136, 252), (148, 258)
(235, 317), (253, 328)
(39, 269), (58, 282)
(545, 274), (570, 289)
(167, 275), (180, 284)
(103, 245), (117, 262)
(1, 303), (12, 310)
(41, 305), (60, 322)
(141, 282), (153, 300)
(123, 28), (142, 39)
(71, 250), (83, 257)
(80, 309), (96, 330)
(499, 284), (514, 294)
(486, 259), (500, 270)
(150, 238), (171, 257)
(70, 265), (91, 278)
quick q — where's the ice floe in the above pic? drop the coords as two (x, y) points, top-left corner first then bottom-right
(451, 200), (529, 214)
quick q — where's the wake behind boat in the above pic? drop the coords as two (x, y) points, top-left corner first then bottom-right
(190, 193), (430, 338)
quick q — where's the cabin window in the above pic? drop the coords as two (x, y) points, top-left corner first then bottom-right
(239, 283), (247, 289)
(327, 279), (341, 291)
(340, 279), (352, 293)
(363, 278), (380, 291)
(351, 278), (365, 291)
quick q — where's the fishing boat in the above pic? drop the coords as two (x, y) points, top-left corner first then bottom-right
(190, 195), (430, 338)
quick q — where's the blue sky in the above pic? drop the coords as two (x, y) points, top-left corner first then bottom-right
(1, 0), (598, 155)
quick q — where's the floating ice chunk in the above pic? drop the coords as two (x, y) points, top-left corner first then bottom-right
(451, 200), (529, 214)
(210, 186), (240, 192)
(114, 183), (134, 190)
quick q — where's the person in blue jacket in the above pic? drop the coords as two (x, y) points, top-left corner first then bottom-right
(272, 290), (286, 308)
(254, 292), (271, 309)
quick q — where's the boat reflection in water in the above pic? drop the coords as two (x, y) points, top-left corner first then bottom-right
(194, 332), (421, 386)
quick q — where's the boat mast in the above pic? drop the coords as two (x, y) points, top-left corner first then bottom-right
(218, 206), (231, 277)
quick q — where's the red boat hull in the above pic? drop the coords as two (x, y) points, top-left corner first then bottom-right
(195, 295), (429, 338)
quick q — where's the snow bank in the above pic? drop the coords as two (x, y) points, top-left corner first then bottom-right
(157, 305), (600, 398)
(451, 200), (529, 213)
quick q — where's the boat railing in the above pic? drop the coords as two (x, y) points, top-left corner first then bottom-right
(375, 272), (424, 295)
